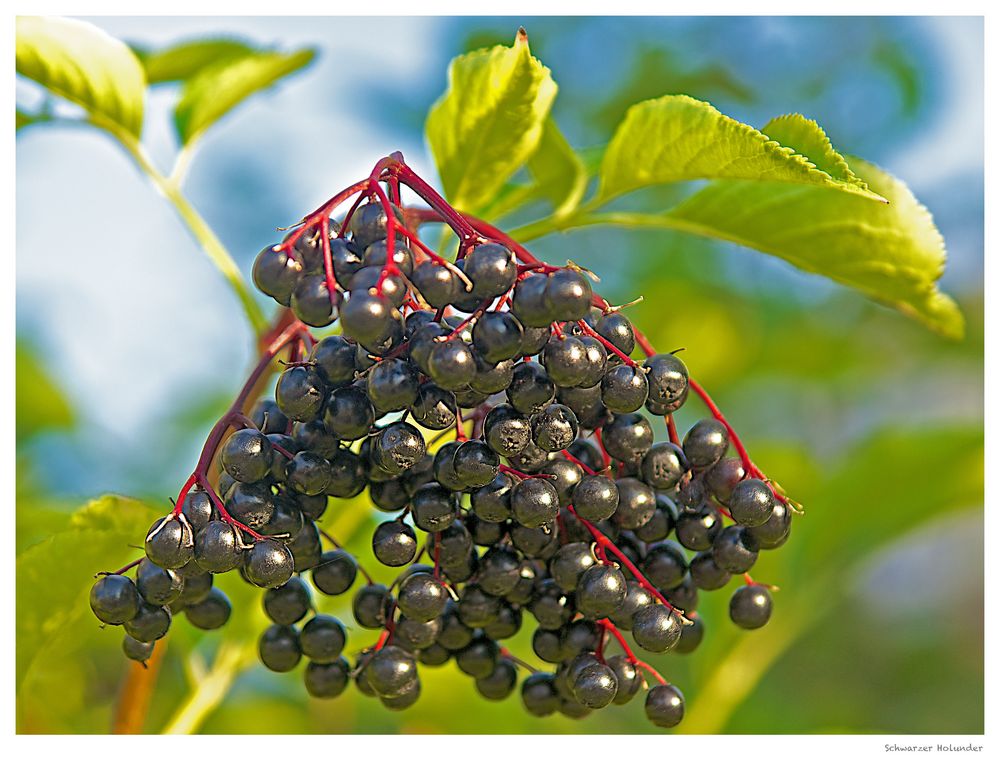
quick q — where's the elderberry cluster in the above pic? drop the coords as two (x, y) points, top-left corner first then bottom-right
(90, 166), (794, 731)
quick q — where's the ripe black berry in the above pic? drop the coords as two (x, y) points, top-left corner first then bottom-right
(300, 614), (347, 661)
(510, 477), (559, 529)
(572, 662), (618, 709)
(631, 603), (683, 653)
(90, 574), (141, 625)
(575, 564), (627, 619)
(544, 269), (593, 321)
(259, 624), (302, 672)
(367, 646), (418, 698)
(463, 243), (516, 300)
(184, 587), (232, 630)
(397, 571), (449, 621)
(453, 439), (500, 488)
(601, 364), (648, 414)
(144, 515), (195, 570)
(682, 418), (729, 470)
(521, 673), (560, 716)
(135, 559), (182, 606)
(711, 525), (759, 574)
(304, 657), (351, 698)
(747, 502), (792, 549)
(244, 538), (294, 588)
(124, 601), (171, 643)
(645, 684), (685, 728)
(729, 584), (773, 629)
(353, 583), (393, 629)
(372, 520), (418, 567)
(571, 474), (619, 522)
(476, 658), (518, 700)
(728, 478), (776, 527)
(263, 576), (312, 625)
(275, 366), (327, 423)
(531, 403), (578, 452)
(122, 635), (155, 663)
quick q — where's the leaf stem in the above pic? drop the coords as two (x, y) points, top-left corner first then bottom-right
(159, 640), (257, 735)
(112, 636), (168, 734)
(110, 127), (268, 336)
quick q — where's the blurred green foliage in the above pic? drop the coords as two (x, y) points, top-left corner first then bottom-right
(15, 17), (982, 735)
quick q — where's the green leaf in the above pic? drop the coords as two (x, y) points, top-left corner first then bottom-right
(526, 119), (587, 217)
(762, 114), (866, 188)
(16, 495), (155, 690)
(16, 109), (50, 131)
(173, 48), (315, 146)
(598, 95), (883, 203)
(16, 342), (74, 442)
(16, 16), (145, 138)
(132, 38), (258, 84)
(662, 156), (964, 338)
(426, 29), (558, 212)
(684, 425), (982, 733)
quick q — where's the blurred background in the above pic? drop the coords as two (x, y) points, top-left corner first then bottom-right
(16, 16), (983, 734)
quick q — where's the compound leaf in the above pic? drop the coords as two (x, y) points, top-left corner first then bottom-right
(527, 118), (587, 217)
(16, 16), (146, 138)
(598, 95), (883, 203)
(174, 47), (315, 146)
(426, 29), (558, 213)
(662, 156), (963, 338)
(132, 38), (258, 84)
(16, 495), (155, 690)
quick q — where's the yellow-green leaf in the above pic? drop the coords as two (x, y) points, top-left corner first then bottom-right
(16, 495), (156, 690)
(16, 16), (145, 138)
(660, 157), (963, 338)
(16, 342), (74, 442)
(598, 95), (884, 203)
(527, 119), (587, 217)
(16, 109), (49, 131)
(426, 30), (558, 213)
(762, 113), (867, 188)
(174, 48), (315, 146)
(132, 38), (258, 84)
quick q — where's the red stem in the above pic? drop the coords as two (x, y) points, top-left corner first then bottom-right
(565, 506), (684, 619)
(598, 619), (668, 685)
(560, 449), (596, 476)
(576, 319), (636, 367)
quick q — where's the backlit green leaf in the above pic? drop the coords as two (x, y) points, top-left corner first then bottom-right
(527, 119), (587, 217)
(598, 95), (883, 202)
(132, 38), (258, 84)
(16, 495), (156, 690)
(16, 342), (74, 442)
(664, 156), (964, 338)
(426, 30), (557, 212)
(16, 16), (145, 138)
(174, 48), (315, 146)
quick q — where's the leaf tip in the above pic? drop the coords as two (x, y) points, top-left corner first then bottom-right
(515, 27), (529, 47)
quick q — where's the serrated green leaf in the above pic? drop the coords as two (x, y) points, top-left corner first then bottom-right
(132, 38), (258, 84)
(598, 95), (883, 203)
(173, 48), (315, 146)
(16, 342), (74, 442)
(526, 119), (587, 217)
(16, 495), (155, 690)
(762, 114), (867, 188)
(16, 16), (145, 138)
(426, 31), (558, 212)
(660, 157), (963, 338)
